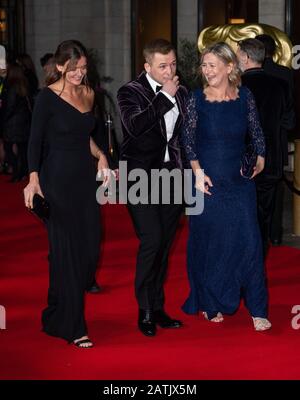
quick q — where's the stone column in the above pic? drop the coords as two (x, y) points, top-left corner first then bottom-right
(177, 0), (199, 44)
(259, 0), (285, 31)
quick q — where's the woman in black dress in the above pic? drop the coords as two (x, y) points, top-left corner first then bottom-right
(23, 40), (111, 348)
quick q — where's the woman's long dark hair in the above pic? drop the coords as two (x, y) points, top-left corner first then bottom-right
(45, 40), (90, 90)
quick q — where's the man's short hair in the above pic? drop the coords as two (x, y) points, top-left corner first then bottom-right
(143, 38), (176, 64)
(255, 34), (276, 58)
(238, 38), (265, 65)
(40, 53), (54, 68)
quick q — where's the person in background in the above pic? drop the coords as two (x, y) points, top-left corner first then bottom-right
(40, 53), (54, 87)
(237, 38), (295, 259)
(0, 44), (7, 173)
(0, 45), (6, 107)
(40, 53), (54, 70)
(255, 33), (295, 247)
(2, 63), (31, 182)
(16, 53), (39, 106)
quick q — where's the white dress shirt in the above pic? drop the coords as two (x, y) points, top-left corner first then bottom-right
(146, 73), (179, 162)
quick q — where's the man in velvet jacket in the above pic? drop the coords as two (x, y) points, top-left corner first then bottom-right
(237, 38), (295, 259)
(117, 38), (188, 337)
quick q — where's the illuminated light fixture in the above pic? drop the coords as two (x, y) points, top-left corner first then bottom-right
(228, 18), (245, 24)
(0, 22), (6, 32)
(0, 8), (6, 32)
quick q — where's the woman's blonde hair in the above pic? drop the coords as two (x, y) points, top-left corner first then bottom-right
(199, 41), (241, 88)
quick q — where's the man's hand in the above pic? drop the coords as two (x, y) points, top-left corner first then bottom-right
(162, 75), (179, 97)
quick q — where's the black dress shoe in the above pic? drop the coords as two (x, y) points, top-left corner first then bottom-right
(1, 162), (11, 175)
(138, 309), (156, 337)
(271, 238), (282, 246)
(86, 281), (101, 294)
(8, 175), (19, 183)
(153, 309), (183, 328)
(8, 171), (27, 182)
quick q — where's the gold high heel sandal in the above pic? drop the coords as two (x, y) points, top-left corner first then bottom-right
(252, 317), (272, 331)
(202, 312), (224, 323)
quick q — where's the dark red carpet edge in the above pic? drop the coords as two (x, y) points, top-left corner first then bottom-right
(0, 174), (300, 380)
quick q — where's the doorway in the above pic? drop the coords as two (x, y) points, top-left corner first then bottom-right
(131, 0), (177, 77)
(0, 0), (25, 59)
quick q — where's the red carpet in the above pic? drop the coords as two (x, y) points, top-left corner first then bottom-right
(1, 174), (300, 380)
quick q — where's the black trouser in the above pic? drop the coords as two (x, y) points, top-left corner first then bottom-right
(255, 178), (280, 259)
(3, 141), (28, 179)
(3, 141), (14, 171)
(270, 180), (284, 243)
(127, 165), (183, 311)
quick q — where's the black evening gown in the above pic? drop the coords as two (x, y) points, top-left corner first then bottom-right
(27, 87), (100, 342)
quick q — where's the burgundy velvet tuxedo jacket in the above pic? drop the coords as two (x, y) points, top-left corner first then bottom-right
(117, 71), (188, 173)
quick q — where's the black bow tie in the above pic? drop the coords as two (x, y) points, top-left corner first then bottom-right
(156, 85), (163, 93)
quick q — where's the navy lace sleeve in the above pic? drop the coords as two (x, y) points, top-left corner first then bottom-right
(182, 92), (198, 161)
(246, 87), (265, 157)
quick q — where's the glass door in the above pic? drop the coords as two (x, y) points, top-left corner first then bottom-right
(131, 0), (177, 77)
(0, 0), (25, 59)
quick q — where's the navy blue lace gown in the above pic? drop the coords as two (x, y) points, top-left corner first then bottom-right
(182, 86), (269, 318)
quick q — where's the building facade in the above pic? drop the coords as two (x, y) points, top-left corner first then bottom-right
(1, 0), (299, 137)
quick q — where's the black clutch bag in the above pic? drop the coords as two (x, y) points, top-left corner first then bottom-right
(241, 143), (257, 178)
(29, 194), (50, 223)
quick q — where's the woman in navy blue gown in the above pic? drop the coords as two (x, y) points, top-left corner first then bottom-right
(182, 42), (271, 331)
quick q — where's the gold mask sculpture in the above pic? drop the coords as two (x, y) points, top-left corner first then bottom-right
(198, 23), (293, 68)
